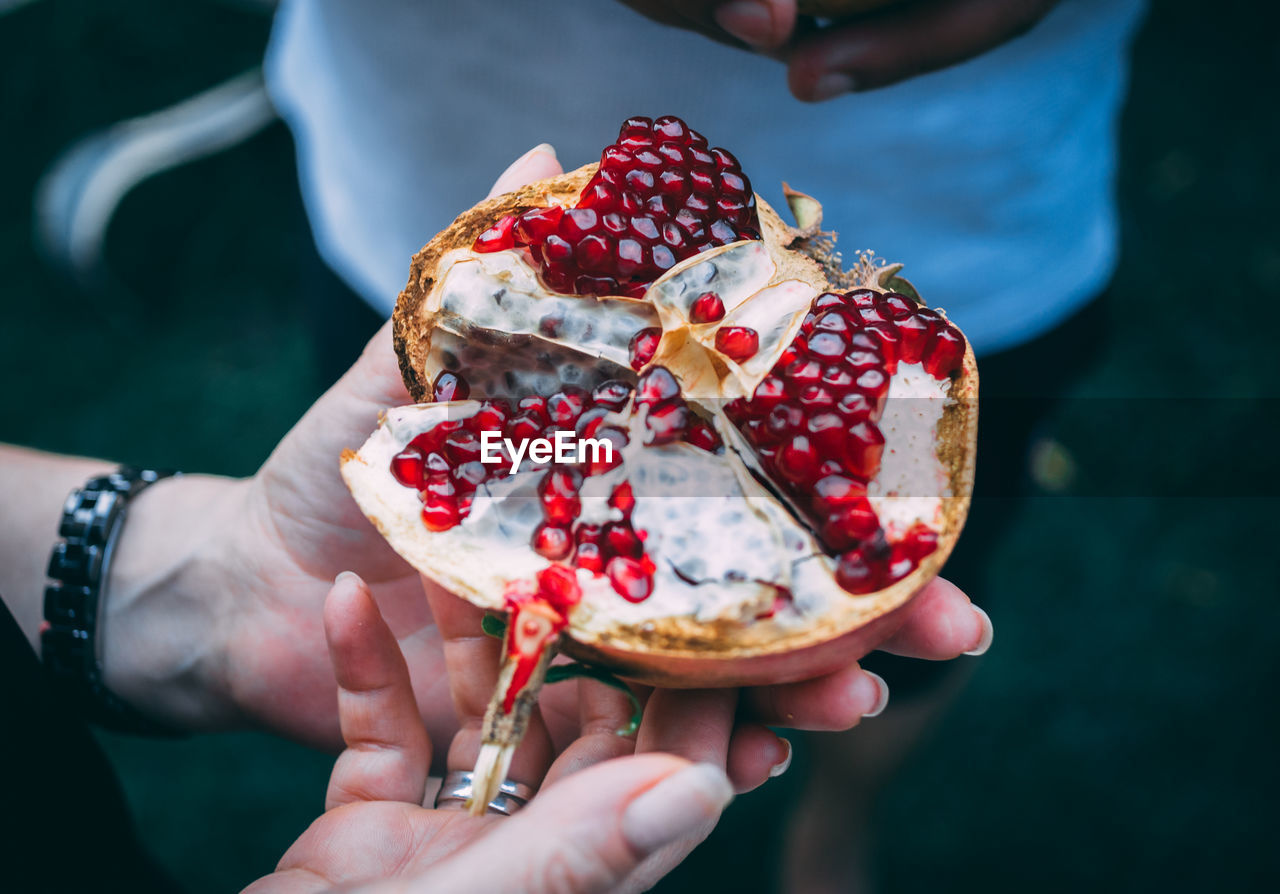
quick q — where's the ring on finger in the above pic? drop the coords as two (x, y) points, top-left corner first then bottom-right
(433, 770), (535, 815)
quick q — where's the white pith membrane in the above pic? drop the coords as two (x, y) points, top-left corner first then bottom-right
(342, 240), (959, 635)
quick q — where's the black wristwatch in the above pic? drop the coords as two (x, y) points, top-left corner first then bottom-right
(42, 466), (183, 736)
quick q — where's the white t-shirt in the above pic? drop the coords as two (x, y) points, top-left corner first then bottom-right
(266, 0), (1145, 354)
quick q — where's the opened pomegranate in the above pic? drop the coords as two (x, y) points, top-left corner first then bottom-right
(344, 115), (976, 811)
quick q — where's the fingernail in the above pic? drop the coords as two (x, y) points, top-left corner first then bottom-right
(622, 763), (734, 855)
(810, 72), (856, 101)
(768, 737), (792, 778)
(334, 570), (362, 587)
(715, 0), (777, 47)
(964, 606), (994, 657)
(524, 142), (557, 162)
(862, 671), (890, 718)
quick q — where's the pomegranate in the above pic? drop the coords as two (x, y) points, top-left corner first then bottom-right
(344, 115), (976, 810)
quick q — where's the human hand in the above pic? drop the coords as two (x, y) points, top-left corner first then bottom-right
(617, 0), (1059, 100)
(244, 573), (735, 894)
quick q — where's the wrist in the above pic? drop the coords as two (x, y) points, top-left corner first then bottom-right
(101, 473), (251, 732)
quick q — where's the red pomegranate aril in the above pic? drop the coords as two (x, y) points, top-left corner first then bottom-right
(897, 312), (936, 365)
(473, 215), (517, 252)
(716, 326), (759, 362)
(785, 358), (823, 391)
(689, 291), (726, 324)
(532, 522), (573, 560)
(541, 491), (580, 525)
(902, 523), (940, 561)
(749, 375), (787, 412)
(560, 208), (599, 241)
(856, 369), (890, 407)
(805, 411), (846, 453)
(592, 379), (633, 411)
(778, 435), (820, 485)
(608, 481), (636, 516)
(653, 115), (686, 141)
(471, 400), (509, 431)
(421, 500), (460, 532)
(765, 403), (804, 441)
(578, 407), (611, 439)
(812, 474), (868, 514)
(574, 541), (605, 573)
(797, 385), (836, 412)
(602, 213), (628, 236)
(547, 388), (587, 426)
(835, 548), (884, 594)
(390, 447), (426, 488)
(575, 234), (612, 271)
(821, 365), (856, 391)
(862, 322), (902, 372)
(882, 292), (916, 319)
(628, 327), (662, 371)
(613, 238), (643, 276)
(657, 142), (687, 166)
(515, 207), (564, 243)
(579, 184), (619, 211)
(845, 422), (886, 478)
(542, 234), (574, 265)
(635, 365), (680, 406)
(651, 244), (677, 270)
(886, 545), (915, 583)
(505, 413), (543, 444)
(607, 556), (654, 603)
(821, 500), (879, 551)
(433, 370), (470, 401)
(685, 417), (721, 452)
(924, 322), (966, 378)
(806, 330), (848, 360)
(588, 427), (629, 475)
(645, 402), (690, 445)
(424, 474), (456, 502)
(814, 310), (855, 334)
(424, 450), (450, 474)
(443, 430), (482, 464)
(603, 521), (643, 558)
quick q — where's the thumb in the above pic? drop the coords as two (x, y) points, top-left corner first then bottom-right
(411, 755), (733, 894)
(488, 143), (563, 197)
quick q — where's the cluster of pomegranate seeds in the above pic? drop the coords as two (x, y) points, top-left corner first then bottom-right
(633, 365), (721, 450)
(390, 366), (720, 603)
(725, 289), (965, 594)
(472, 115), (762, 298)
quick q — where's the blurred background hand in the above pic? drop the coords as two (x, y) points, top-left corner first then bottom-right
(617, 0), (1060, 100)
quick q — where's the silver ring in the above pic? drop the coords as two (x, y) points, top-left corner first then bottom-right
(434, 770), (535, 815)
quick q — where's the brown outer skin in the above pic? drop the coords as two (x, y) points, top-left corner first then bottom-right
(389, 166), (978, 689)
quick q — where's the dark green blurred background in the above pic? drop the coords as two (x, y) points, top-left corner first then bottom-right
(2, 1), (1278, 891)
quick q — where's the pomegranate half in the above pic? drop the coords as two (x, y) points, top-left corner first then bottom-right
(342, 117), (977, 690)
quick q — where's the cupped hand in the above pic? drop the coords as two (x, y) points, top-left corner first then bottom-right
(244, 574), (735, 894)
(617, 0), (1059, 100)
